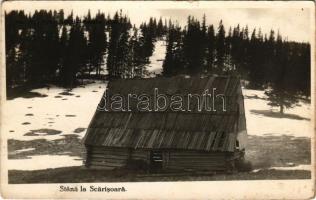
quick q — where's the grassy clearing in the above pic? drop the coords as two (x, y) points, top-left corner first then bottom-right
(8, 134), (311, 183)
(246, 135), (310, 169)
(8, 166), (311, 184)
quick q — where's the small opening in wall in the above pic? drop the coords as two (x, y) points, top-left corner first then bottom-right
(150, 151), (163, 171)
(236, 140), (240, 149)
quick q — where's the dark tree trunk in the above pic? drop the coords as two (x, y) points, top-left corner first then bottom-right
(280, 103), (284, 114)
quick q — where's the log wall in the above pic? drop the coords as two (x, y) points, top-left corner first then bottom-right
(85, 146), (243, 171)
(163, 150), (242, 171)
(85, 146), (149, 169)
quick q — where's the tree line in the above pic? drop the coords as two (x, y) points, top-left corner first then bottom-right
(5, 9), (167, 89)
(5, 10), (310, 113)
(162, 15), (310, 113)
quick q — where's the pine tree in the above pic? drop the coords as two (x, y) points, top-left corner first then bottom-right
(157, 17), (164, 38)
(59, 25), (69, 85)
(130, 27), (149, 78)
(201, 14), (208, 71)
(62, 17), (88, 87)
(162, 25), (175, 76)
(264, 32), (299, 114)
(26, 10), (46, 84)
(162, 25), (184, 76)
(264, 29), (277, 83)
(106, 12), (132, 79)
(140, 21), (156, 58)
(57, 9), (64, 24)
(4, 9), (311, 105)
(230, 24), (240, 71)
(299, 43), (311, 96)
(88, 12), (107, 77)
(45, 13), (60, 80)
(246, 30), (264, 88)
(116, 25), (131, 78)
(5, 11), (21, 89)
(183, 16), (205, 74)
(107, 12), (120, 79)
(128, 27), (138, 78)
(83, 10), (94, 76)
(65, 10), (74, 25)
(206, 25), (215, 73)
(215, 20), (226, 73)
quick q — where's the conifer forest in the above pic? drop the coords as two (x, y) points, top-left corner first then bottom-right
(5, 9), (310, 113)
(4, 6), (313, 183)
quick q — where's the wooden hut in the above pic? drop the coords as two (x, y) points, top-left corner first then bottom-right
(83, 76), (247, 172)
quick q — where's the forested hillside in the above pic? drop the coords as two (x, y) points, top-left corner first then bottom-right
(5, 10), (310, 113)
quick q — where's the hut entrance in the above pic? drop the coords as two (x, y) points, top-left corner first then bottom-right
(150, 151), (163, 171)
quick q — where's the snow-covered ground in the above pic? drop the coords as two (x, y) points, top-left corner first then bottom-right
(4, 85), (311, 171)
(4, 40), (167, 142)
(3, 81), (107, 141)
(243, 89), (311, 137)
(4, 86), (311, 142)
(145, 40), (166, 76)
(252, 164), (311, 173)
(4, 39), (168, 171)
(3, 40), (312, 171)
(3, 82), (108, 170)
(8, 155), (83, 171)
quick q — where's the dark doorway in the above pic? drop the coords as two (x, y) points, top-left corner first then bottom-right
(150, 151), (163, 172)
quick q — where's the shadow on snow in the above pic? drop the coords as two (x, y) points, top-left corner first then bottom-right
(250, 109), (310, 121)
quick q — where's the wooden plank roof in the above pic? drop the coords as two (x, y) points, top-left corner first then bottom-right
(83, 76), (245, 152)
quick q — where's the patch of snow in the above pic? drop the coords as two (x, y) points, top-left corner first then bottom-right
(269, 164), (311, 171)
(3, 87), (311, 143)
(13, 148), (35, 153)
(146, 40), (166, 76)
(243, 89), (311, 138)
(252, 164), (311, 173)
(2, 60), (312, 171)
(2, 81), (107, 141)
(8, 155), (83, 170)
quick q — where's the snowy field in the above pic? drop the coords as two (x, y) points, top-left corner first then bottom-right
(145, 40), (166, 76)
(4, 81), (107, 170)
(243, 89), (311, 138)
(3, 40), (312, 174)
(4, 85), (312, 171)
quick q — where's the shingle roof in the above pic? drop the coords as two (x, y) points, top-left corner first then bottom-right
(83, 76), (246, 152)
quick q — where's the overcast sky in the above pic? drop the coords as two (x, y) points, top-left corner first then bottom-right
(158, 8), (311, 42)
(3, 1), (313, 42)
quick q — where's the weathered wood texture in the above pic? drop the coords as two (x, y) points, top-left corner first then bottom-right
(83, 76), (247, 152)
(83, 76), (248, 171)
(85, 146), (149, 170)
(86, 146), (244, 171)
(162, 150), (243, 171)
